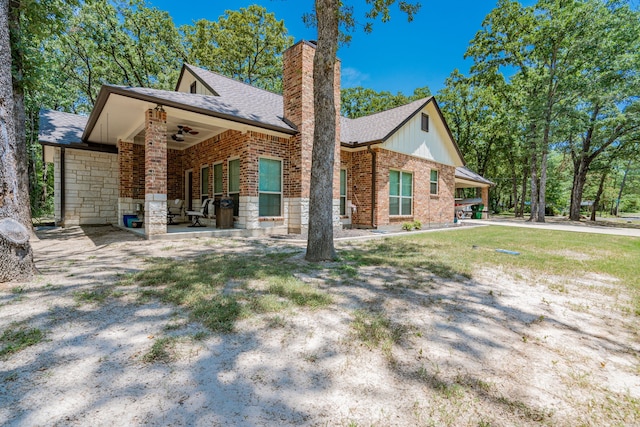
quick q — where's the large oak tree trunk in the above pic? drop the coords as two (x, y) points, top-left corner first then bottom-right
(590, 169), (607, 222)
(0, 0), (33, 282)
(569, 159), (589, 221)
(305, 0), (338, 262)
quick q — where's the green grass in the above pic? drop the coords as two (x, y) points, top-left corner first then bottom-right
(73, 287), (113, 304)
(126, 227), (640, 334)
(351, 309), (406, 359)
(341, 226), (640, 312)
(0, 325), (44, 358)
(143, 337), (177, 363)
(126, 251), (331, 332)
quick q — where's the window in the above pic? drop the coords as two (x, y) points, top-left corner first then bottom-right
(228, 159), (240, 216)
(259, 158), (282, 217)
(190, 81), (197, 94)
(421, 113), (429, 132)
(213, 162), (223, 196)
(389, 170), (413, 216)
(200, 165), (209, 202)
(340, 169), (347, 216)
(430, 169), (439, 195)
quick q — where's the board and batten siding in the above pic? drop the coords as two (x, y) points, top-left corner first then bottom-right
(175, 70), (213, 95)
(381, 103), (462, 167)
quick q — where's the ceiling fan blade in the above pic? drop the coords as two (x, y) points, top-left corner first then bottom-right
(188, 131), (199, 135)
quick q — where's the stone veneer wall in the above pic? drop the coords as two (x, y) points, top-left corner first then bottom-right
(54, 147), (118, 226)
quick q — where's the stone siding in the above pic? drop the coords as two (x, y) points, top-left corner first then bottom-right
(54, 148), (118, 226)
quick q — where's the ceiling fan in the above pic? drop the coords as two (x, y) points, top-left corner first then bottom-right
(171, 125), (199, 141)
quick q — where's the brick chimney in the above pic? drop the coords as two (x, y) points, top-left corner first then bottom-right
(282, 40), (342, 232)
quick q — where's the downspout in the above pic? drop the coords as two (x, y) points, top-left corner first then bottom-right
(60, 147), (66, 227)
(368, 146), (376, 228)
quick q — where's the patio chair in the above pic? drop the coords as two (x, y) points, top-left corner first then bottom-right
(186, 198), (211, 227)
(167, 199), (184, 225)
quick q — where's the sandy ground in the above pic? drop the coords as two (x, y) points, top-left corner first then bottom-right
(1, 224), (639, 426)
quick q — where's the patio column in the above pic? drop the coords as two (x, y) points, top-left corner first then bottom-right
(480, 186), (489, 219)
(144, 108), (167, 236)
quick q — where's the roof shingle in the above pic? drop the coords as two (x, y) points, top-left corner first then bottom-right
(39, 110), (88, 145)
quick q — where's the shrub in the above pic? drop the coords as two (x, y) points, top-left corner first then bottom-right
(413, 220), (422, 230)
(402, 222), (414, 231)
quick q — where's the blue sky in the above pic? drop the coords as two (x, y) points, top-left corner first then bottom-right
(149, 0), (509, 94)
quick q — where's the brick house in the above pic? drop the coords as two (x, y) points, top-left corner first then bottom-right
(39, 40), (491, 238)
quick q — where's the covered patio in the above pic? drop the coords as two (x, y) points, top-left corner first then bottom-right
(82, 84), (296, 239)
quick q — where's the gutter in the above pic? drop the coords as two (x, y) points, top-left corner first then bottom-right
(368, 145), (377, 228)
(60, 147), (65, 227)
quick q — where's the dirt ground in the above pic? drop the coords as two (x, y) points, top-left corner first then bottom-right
(1, 224), (638, 426)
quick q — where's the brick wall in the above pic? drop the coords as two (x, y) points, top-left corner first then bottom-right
(341, 147), (456, 229)
(118, 140), (133, 198)
(374, 149), (455, 228)
(167, 149), (183, 200)
(54, 147), (118, 225)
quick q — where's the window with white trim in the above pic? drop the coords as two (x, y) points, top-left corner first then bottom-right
(228, 159), (240, 216)
(389, 170), (413, 216)
(259, 158), (282, 217)
(340, 169), (347, 216)
(200, 165), (209, 202)
(430, 169), (439, 195)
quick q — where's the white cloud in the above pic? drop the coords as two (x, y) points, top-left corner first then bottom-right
(341, 67), (370, 88)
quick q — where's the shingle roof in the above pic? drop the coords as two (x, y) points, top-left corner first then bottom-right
(184, 64), (291, 130)
(106, 84), (294, 132)
(39, 110), (88, 145)
(340, 98), (431, 144)
(455, 166), (494, 186)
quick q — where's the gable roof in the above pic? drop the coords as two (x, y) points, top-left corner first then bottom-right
(177, 64), (293, 128)
(341, 98), (431, 145)
(39, 110), (87, 146)
(341, 97), (465, 166)
(455, 166), (494, 186)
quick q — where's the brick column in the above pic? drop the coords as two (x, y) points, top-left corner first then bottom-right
(144, 108), (167, 236)
(481, 186), (489, 219)
(283, 40), (342, 232)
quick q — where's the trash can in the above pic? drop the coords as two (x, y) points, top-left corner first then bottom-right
(216, 198), (234, 229)
(472, 204), (484, 219)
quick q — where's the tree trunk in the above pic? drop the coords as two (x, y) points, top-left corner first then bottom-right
(8, 0), (32, 231)
(590, 169), (607, 222)
(536, 147), (548, 222)
(528, 123), (539, 221)
(305, 0), (338, 262)
(615, 160), (631, 217)
(569, 158), (589, 221)
(0, 0), (33, 281)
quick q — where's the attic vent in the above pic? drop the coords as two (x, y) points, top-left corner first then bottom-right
(190, 81), (197, 94)
(421, 113), (429, 132)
